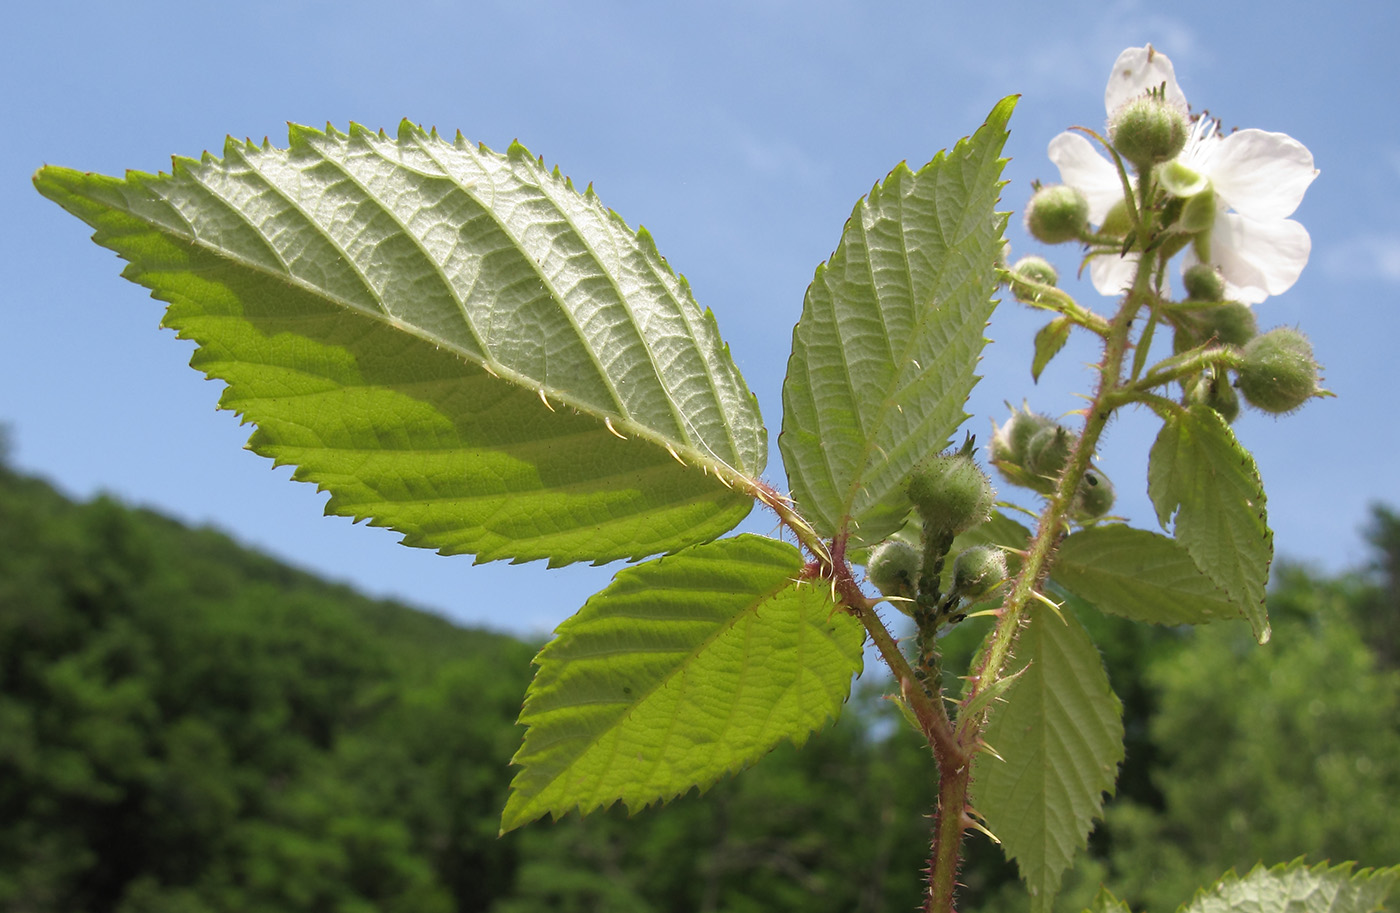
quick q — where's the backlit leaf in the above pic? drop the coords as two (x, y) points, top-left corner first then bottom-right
(501, 534), (864, 832)
(1053, 524), (1240, 626)
(973, 604), (1125, 913)
(35, 123), (766, 566)
(1148, 405), (1271, 641)
(780, 98), (1014, 548)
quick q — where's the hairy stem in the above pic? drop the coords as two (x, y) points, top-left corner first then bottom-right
(923, 232), (1158, 913)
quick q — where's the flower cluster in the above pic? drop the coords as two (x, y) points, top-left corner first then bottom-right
(1046, 46), (1318, 304)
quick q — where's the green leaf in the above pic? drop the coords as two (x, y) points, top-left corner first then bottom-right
(34, 123), (766, 566)
(779, 97), (1014, 548)
(1148, 405), (1272, 641)
(501, 534), (864, 832)
(1032, 316), (1072, 382)
(1053, 525), (1241, 626)
(1084, 887), (1134, 913)
(1181, 860), (1399, 913)
(973, 604), (1125, 913)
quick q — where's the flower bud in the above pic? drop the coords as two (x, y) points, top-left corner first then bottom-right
(990, 406), (1058, 491)
(866, 539), (919, 603)
(1182, 264), (1226, 302)
(1185, 371), (1240, 424)
(907, 452), (995, 538)
(1010, 255), (1058, 303)
(1025, 184), (1090, 244)
(1172, 300), (1258, 353)
(1237, 327), (1322, 414)
(1026, 424), (1076, 485)
(951, 545), (1008, 601)
(1071, 467), (1115, 521)
(1110, 95), (1188, 169)
(1201, 302), (1258, 347)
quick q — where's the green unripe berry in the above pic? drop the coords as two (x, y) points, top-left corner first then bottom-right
(1185, 371), (1240, 424)
(1026, 424), (1076, 485)
(1012, 255), (1058, 287)
(866, 539), (919, 604)
(1237, 327), (1322, 414)
(951, 545), (1008, 601)
(1110, 95), (1188, 169)
(1183, 264), (1226, 302)
(1071, 467), (1116, 521)
(1025, 184), (1090, 245)
(907, 453), (995, 538)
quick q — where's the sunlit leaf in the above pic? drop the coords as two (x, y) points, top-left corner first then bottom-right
(34, 123), (766, 566)
(973, 604), (1125, 913)
(501, 534), (864, 832)
(780, 97), (1014, 548)
(1148, 405), (1271, 641)
(1181, 860), (1399, 913)
(1053, 524), (1240, 625)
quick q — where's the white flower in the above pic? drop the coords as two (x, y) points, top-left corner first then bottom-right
(1046, 46), (1319, 304)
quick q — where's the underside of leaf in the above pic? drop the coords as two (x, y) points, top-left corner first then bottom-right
(1182, 859), (1399, 913)
(501, 534), (865, 832)
(35, 123), (767, 565)
(1053, 525), (1242, 626)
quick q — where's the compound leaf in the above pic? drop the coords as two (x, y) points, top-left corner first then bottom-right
(780, 97), (1014, 548)
(501, 534), (864, 832)
(1053, 524), (1240, 626)
(34, 123), (766, 566)
(973, 604), (1125, 913)
(1148, 405), (1272, 641)
(1181, 860), (1399, 913)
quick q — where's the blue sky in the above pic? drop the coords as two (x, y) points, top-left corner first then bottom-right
(4, 0), (1396, 637)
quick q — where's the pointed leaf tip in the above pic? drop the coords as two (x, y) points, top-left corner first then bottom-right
(780, 97), (1013, 546)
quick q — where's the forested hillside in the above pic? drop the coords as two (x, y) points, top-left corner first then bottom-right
(2, 451), (1397, 912)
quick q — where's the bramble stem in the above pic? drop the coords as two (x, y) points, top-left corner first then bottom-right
(923, 208), (1161, 913)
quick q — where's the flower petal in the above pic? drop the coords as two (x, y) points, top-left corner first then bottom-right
(1048, 132), (1123, 224)
(1194, 213), (1312, 303)
(1104, 46), (1188, 116)
(1090, 249), (1140, 298)
(1200, 129), (1318, 220)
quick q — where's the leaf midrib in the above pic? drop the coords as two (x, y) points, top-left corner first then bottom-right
(127, 150), (738, 475)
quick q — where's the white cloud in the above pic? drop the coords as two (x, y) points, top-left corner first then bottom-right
(1322, 235), (1400, 283)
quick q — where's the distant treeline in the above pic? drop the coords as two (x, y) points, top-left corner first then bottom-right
(1, 456), (1397, 913)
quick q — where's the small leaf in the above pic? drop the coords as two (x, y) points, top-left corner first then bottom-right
(1181, 860), (1399, 913)
(973, 604), (1125, 913)
(501, 534), (864, 832)
(1053, 525), (1240, 625)
(1147, 405), (1272, 641)
(1032, 316), (1072, 382)
(35, 124), (766, 566)
(780, 97), (1015, 548)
